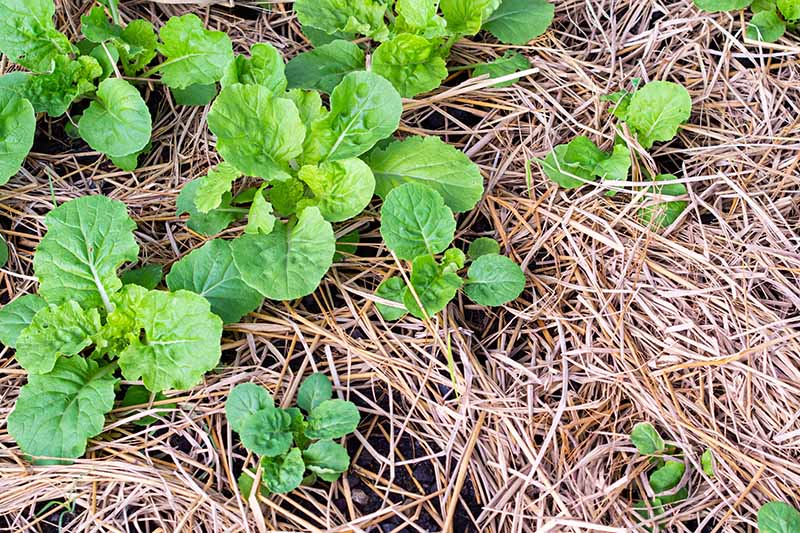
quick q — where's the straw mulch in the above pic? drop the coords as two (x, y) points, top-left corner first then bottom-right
(1, 1), (799, 531)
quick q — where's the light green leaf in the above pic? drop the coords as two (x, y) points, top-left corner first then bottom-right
(79, 78), (152, 158)
(23, 54), (103, 117)
(701, 449), (715, 477)
(245, 187), (276, 236)
(375, 277), (408, 321)
(396, 0), (448, 35)
(464, 254), (525, 306)
(171, 83), (217, 106)
(693, 0), (754, 11)
(177, 179), (244, 235)
(120, 385), (174, 427)
(34, 195), (139, 310)
(369, 135), (484, 213)
(472, 51), (530, 87)
(285, 40), (366, 94)
(638, 174), (688, 228)
(483, 0), (554, 45)
(119, 19), (158, 76)
(778, 0), (800, 19)
(403, 255), (463, 318)
(294, 0), (389, 40)
(631, 422), (665, 455)
(441, 0), (500, 36)
(238, 469), (270, 499)
(305, 399), (361, 439)
(649, 461), (685, 494)
(232, 207), (335, 301)
(118, 289), (223, 392)
(222, 42), (287, 94)
(157, 14), (234, 90)
(594, 142), (631, 184)
(208, 84), (304, 180)
(92, 284), (148, 358)
(120, 264), (162, 290)
(0, 295), (46, 348)
(90, 43), (120, 80)
(539, 138), (601, 189)
(268, 178), (306, 217)
(467, 237), (500, 259)
(0, 92), (35, 185)
(380, 183), (456, 260)
(166, 239), (263, 324)
(624, 81), (692, 149)
(747, 10), (787, 42)
(239, 405), (293, 456)
(225, 383), (275, 433)
(286, 89), (327, 126)
(303, 440), (350, 477)
(0, 0), (73, 72)
(195, 163), (243, 213)
(297, 158), (376, 222)
(372, 34), (448, 98)
(297, 373), (333, 412)
(7, 357), (117, 464)
(443, 247), (466, 270)
(261, 448), (305, 494)
(752, 0), (778, 12)
(758, 502), (800, 533)
(81, 6), (122, 43)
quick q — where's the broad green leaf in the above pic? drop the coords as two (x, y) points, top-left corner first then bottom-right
(157, 14), (234, 90)
(752, 0), (778, 11)
(0, 0), (73, 72)
(286, 89), (327, 126)
(34, 195), (139, 310)
(171, 83), (217, 106)
(297, 373), (333, 412)
(245, 187), (276, 235)
(594, 142), (631, 185)
(120, 265), (162, 291)
(0, 92), (35, 185)
(649, 461), (685, 494)
(307, 71), (402, 162)
(23, 55), (103, 117)
(658, 487), (689, 505)
(0, 295), (46, 348)
(177, 179), (244, 235)
(90, 43), (121, 80)
(747, 10), (786, 42)
(372, 34), (448, 98)
(701, 449), (715, 477)
(758, 502), (800, 533)
(395, 0), (448, 35)
(483, 0), (555, 45)
(261, 448), (305, 493)
(119, 19), (158, 76)
(195, 163), (243, 213)
(238, 406), (293, 456)
(468, 237), (500, 259)
(380, 183), (456, 260)
(375, 277), (408, 321)
(297, 158), (376, 222)
(15, 301), (102, 374)
(403, 255), (463, 318)
(539, 140), (600, 189)
(693, 0), (754, 11)
(305, 399), (361, 439)
(225, 383), (275, 433)
(464, 254), (525, 306)
(232, 207), (335, 301)
(778, 0), (800, 19)
(472, 51), (530, 87)
(294, 0), (389, 40)
(222, 43), (287, 94)
(118, 289), (223, 392)
(79, 78), (152, 158)
(7, 357), (117, 464)
(630, 422), (665, 455)
(166, 239), (263, 324)
(303, 440), (350, 477)
(81, 6), (122, 43)
(286, 406), (311, 449)
(638, 174), (688, 228)
(369, 136), (484, 213)
(208, 85), (304, 180)
(119, 385), (174, 426)
(441, 0), (500, 36)
(110, 145), (146, 172)
(285, 40), (366, 94)
(624, 81), (692, 149)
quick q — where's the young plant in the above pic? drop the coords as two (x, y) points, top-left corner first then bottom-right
(0, 195), (223, 464)
(226, 374), (360, 496)
(758, 501), (800, 532)
(287, 0), (554, 97)
(694, 1), (800, 43)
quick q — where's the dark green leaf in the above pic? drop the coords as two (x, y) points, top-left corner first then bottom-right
(225, 383), (275, 433)
(297, 373), (333, 412)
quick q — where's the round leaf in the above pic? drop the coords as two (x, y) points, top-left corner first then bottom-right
(649, 461), (685, 494)
(483, 0), (555, 45)
(297, 373), (333, 412)
(305, 399), (361, 439)
(758, 502), (800, 533)
(375, 276), (408, 321)
(467, 237), (500, 260)
(239, 406), (293, 457)
(372, 34), (448, 98)
(0, 294), (46, 348)
(225, 383), (275, 433)
(403, 254), (462, 318)
(463, 254), (525, 307)
(0, 92), (35, 185)
(625, 81), (692, 149)
(261, 448), (305, 493)
(297, 158), (376, 222)
(157, 14), (234, 90)
(303, 440), (350, 476)
(631, 422), (665, 455)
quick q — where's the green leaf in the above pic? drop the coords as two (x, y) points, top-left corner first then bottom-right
(303, 440), (350, 477)
(752, 0), (778, 12)
(222, 42), (287, 94)
(624, 81), (692, 149)
(286, 406), (311, 449)
(90, 43), (120, 80)
(638, 174), (688, 228)
(539, 138), (600, 189)
(658, 487), (689, 505)
(78, 78), (152, 158)
(238, 469), (270, 499)
(758, 502), (800, 533)
(225, 383), (275, 433)
(208, 85), (303, 180)
(34, 195), (139, 310)
(297, 158), (376, 222)
(239, 405), (293, 457)
(15, 301), (102, 374)
(177, 179), (243, 235)
(286, 89), (327, 126)
(595, 142), (632, 186)
(403, 254), (463, 318)
(630, 422), (665, 455)
(396, 0), (448, 36)
(307, 71), (402, 162)
(7, 357), (117, 464)
(463, 254), (525, 306)
(171, 83), (217, 106)
(119, 385), (174, 426)
(778, 0), (800, 19)
(468, 237), (500, 259)
(92, 284), (148, 358)
(305, 399), (361, 439)
(649, 461), (685, 494)
(81, 6), (122, 43)
(23, 54), (103, 117)
(119, 19), (158, 76)
(0, 235), (6, 267)
(333, 230), (360, 261)
(443, 248), (466, 270)
(483, 0), (554, 45)
(166, 239), (263, 324)
(0, 92), (35, 185)
(268, 178), (306, 217)
(261, 448), (305, 493)
(380, 183), (456, 260)
(110, 145), (146, 172)
(121, 264), (163, 290)
(194, 163), (243, 213)
(285, 40), (366, 94)
(693, 0), (754, 11)
(118, 289), (223, 392)
(369, 136), (484, 213)
(245, 187), (276, 236)
(472, 51), (530, 88)
(372, 34), (448, 98)
(747, 9), (787, 41)
(0, 0), (73, 72)
(232, 207), (335, 301)
(157, 14), (234, 90)
(375, 276), (408, 321)
(701, 448), (715, 477)
(297, 373), (333, 412)
(441, 0), (500, 36)
(0, 295), (46, 348)
(294, 0), (389, 40)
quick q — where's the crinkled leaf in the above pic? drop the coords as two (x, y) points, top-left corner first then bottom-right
(225, 383), (275, 433)
(747, 9), (786, 41)
(195, 163), (243, 213)
(119, 385), (174, 427)
(778, 0), (800, 19)
(631, 422), (665, 455)
(403, 255), (463, 318)
(483, 0), (555, 45)
(0, 295), (46, 348)
(239, 406), (293, 456)
(0, 0), (73, 72)
(396, 0), (447, 35)
(286, 89), (327, 126)
(472, 51), (530, 87)
(157, 14), (234, 90)
(261, 448), (305, 494)
(758, 502), (800, 533)
(120, 264), (162, 290)
(171, 83), (217, 106)
(177, 179), (244, 235)
(305, 399), (361, 439)
(303, 440), (350, 477)
(0, 92), (35, 185)
(81, 6), (122, 43)
(222, 42), (287, 94)
(119, 20), (158, 76)
(440, 0), (501, 36)
(375, 276), (408, 321)
(232, 207), (335, 301)
(369, 135), (484, 213)
(246, 187), (276, 235)
(79, 78), (152, 158)
(693, 0), (754, 11)
(92, 284), (148, 358)
(380, 183), (456, 260)
(468, 237), (500, 259)
(638, 174), (688, 228)
(624, 81), (692, 149)
(268, 178), (306, 217)
(298, 373), (333, 412)
(34, 195), (139, 310)
(297, 158), (375, 222)
(649, 461), (685, 494)
(294, 0), (389, 40)
(464, 254), (524, 306)
(23, 55), (102, 117)
(372, 34), (448, 98)
(166, 239), (263, 324)
(285, 40), (366, 94)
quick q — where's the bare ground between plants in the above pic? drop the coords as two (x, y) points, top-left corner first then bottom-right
(1, 1), (799, 531)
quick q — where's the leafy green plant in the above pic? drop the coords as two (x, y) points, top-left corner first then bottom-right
(226, 374), (360, 496)
(0, 195), (223, 463)
(758, 501), (800, 532)
(694, 0), (800, 43)
(0, 0), (234, 179)
(287, 0), (554, 97)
